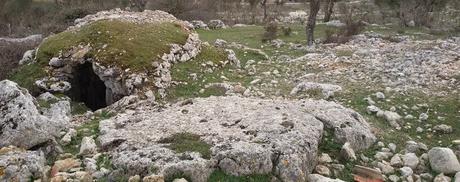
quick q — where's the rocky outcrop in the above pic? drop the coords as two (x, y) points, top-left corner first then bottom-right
(0, 80), (69, 149)
(0, 146), (47, 181)
(98, 96), (375, 181)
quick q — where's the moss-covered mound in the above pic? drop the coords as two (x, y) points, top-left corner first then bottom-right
(37, 20), (189, 71)
(8, 10), (231, 107)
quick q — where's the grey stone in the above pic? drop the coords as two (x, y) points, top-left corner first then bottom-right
(434, 124), (453, 134)
(390, 154), (403, 167)
(98, 97), (375, 182)
(341, 142), (357, 161)
(428, 147), (460, 174)
(402, 153), (419, 169)
(307, 174), (345, 182)
(0, 146), (46, 181)
(454, 172), (460, 182)
(0, 80), (68, 149)
(79, 137), (97, 156)
(434, 173), (451, 182)
(208, 20), (226, 29)
(49, 57), (66, 68)
(399, 166), (413, 177)
(19, 49), (35, 65)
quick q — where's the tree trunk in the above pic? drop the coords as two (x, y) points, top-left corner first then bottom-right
(306, 0), (321, 46)
(323, 0), (334, 22)
(262, 0), (268, 22)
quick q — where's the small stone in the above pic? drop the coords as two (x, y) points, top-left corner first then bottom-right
(49, 57), (65, 68)
(128, 175), (141, 182)
(172, 178), (188, 182)
(434, 173), (451, 182)
(416, 127), (424, 133)
(388, 143), (397, 153)
(434, 124), (453, 134)
(315, 165), (331, 176)
(378, 161), (395, 174)
(388, 175), (400, 182)
(390, 154), (403, 167)
(405, 141), (419, 153)
(375, 152), (393, 161)
(367, 105), (380, 114)
(420, 173), (434, 181)
(399, 166), (413, 177)
(51, 158), (81, 176)
(318, 153), (333, 164)
(79, 137), (97, 156)
(402, 153), (419, 169)
(143, 174), (165, 182)
(377, 141), (385, 148)
(341, 142), (356, 161)
(419, 113), (429, 121)
(375, 92), (385, 100)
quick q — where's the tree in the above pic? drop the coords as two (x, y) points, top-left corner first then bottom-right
(261, 0), (268, 22)
(323, 0), (335, 22)
(306, 0), (321, 46)
(248, 0), (262, 24)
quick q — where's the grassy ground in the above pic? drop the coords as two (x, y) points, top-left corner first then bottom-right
(336, 86), (460, 148)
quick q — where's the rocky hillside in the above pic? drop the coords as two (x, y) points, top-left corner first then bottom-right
(1, 8), (460, 182)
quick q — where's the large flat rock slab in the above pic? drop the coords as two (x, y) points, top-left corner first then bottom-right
(98, 96), (375, 181)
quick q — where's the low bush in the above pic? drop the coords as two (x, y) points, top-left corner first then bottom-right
(262, 20), (278, 42)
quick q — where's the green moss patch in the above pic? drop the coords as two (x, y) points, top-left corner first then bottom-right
(37, 20), (189, 71)
(158, 132), (211, 159)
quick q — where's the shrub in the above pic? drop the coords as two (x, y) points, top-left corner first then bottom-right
(262, 20), (278, 42)
(281, 26), (292, 36)
(0, 41), (39, 80)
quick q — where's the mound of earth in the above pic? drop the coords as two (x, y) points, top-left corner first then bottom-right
(9, 9), (233, 111)
(98, 96), (376, 181)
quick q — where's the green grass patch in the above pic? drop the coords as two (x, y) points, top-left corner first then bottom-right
(71, 101), (90, 115)
(336, 86), (460, 148)
(37, 20), (189, 71)
(62, 111), (113, 155)
(37, 97), (59, 109)
(158, 132), (211, 159)
(208, 170), (272, 182)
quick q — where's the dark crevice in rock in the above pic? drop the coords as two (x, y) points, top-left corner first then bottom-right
(68, 62), (107, 111)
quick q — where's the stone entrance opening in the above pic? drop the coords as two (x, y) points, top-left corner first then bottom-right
(70, 62), (107, 111)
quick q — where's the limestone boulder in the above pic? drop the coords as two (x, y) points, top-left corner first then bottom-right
(0, 80), (69, 149)
(98, 96), (375, 182)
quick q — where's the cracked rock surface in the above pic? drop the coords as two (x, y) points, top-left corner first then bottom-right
(98, 96), (375, 181)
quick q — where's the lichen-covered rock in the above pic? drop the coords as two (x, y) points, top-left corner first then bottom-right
(98, 96), (375, 182)
(0, 146), (47, 181)
(0, 80), (69, 149)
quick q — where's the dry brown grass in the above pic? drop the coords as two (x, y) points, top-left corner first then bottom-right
(0, 40), (39, 80)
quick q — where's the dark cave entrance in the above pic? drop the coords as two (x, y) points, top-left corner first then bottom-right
(70, 62), (107, 111)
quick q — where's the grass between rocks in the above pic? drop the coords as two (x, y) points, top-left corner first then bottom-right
(336, 86), (460, 148)
(158, 132), (211, 159)
(62, 111), (113, 155)
(36, 20), (189, 71)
